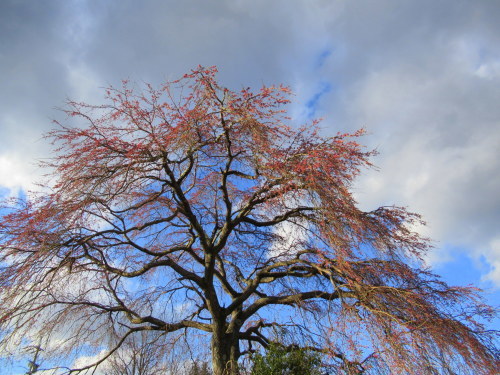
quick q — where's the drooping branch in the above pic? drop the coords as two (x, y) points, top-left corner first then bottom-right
(0, 66), (497, 375)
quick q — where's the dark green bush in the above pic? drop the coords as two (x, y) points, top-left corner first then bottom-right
(251, 343), (323, 375)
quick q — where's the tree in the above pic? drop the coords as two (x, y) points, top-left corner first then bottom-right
(104, 331), (171, 375)
(188, 361), (211, 375)
(25, 343), (42, 375)
(0, 66), (497, 375)
(250, 342), (322, 375)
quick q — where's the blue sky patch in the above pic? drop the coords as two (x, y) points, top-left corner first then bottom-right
(305, 81), (333, 118)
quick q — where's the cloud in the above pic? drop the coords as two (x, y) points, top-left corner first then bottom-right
(268, 219), (310, 260)
(299, 1), (500, 286)
(484, 238), (500, 286)
(0, 154), (37, 196)
(71, 349), (109, 374)
(337, 31), (500, 283)
(0, 1), (499, 287)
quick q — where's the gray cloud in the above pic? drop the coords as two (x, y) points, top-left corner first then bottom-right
(312, 0), (500, 284)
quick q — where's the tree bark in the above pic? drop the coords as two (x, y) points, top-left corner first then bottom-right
(211, 329), (240, 375)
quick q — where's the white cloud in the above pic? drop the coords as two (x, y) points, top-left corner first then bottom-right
(346, 49), (500, 284)
(268, 219), (310, 260)
(483, 238), (500, 286)
(0, 153), (37, 196)
(475, 61), (500, 79)
(72, 349), (109, 374)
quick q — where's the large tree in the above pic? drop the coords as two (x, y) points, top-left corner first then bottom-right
(0, 67), (497, 375)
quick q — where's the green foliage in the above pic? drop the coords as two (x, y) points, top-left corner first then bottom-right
(251, 343), (322, 375)
(188, 361), (211, 375)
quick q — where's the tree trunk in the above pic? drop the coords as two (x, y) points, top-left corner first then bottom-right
(211, 330), (240, 375)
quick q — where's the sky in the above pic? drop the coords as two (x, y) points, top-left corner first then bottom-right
(0, 0), (499, 372)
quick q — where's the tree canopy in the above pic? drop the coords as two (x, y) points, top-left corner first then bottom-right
(0, 67), (498, 375)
